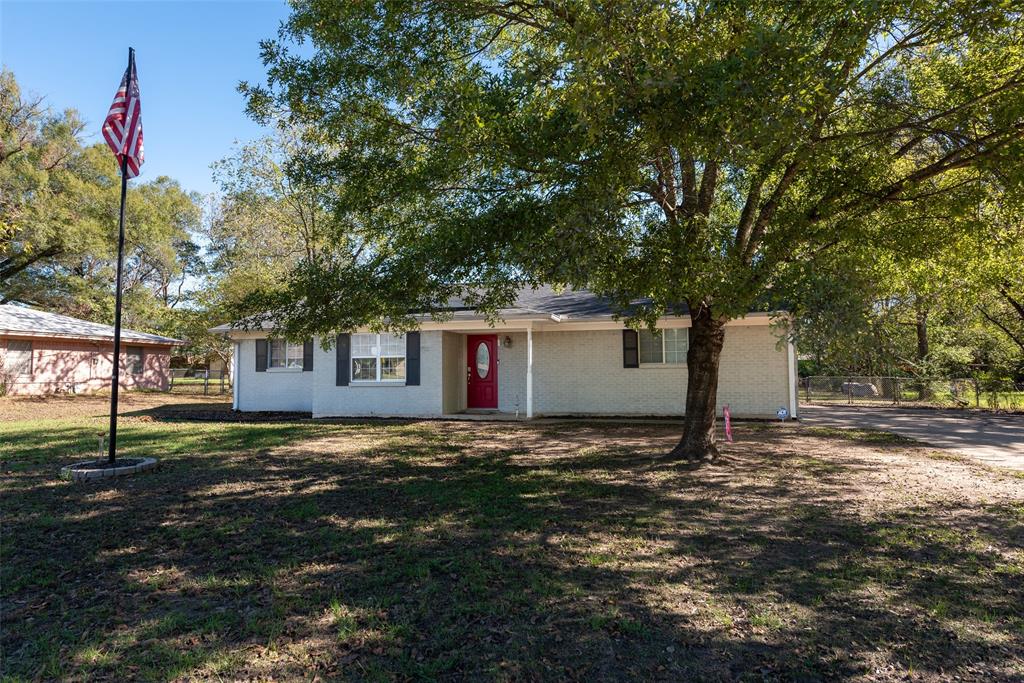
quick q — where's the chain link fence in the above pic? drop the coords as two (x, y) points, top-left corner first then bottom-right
(169, 369), (231, 395)
(801, 376), (1024, 412)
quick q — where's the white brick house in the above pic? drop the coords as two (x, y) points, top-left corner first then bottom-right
(213, 287), (797, 419)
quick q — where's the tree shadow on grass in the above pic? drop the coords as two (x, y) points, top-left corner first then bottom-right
(1, 419), (1022, 681)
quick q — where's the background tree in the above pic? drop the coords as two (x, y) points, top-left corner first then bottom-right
(1, 70), (204, 335)
(242, 1), (1024, 459)
(791, 191), (1024, 382)
(167, 131), (336, 370)
(970, 199), (1024, 357)
(1, 68), (90, 290)
(205, 131), (331, 311)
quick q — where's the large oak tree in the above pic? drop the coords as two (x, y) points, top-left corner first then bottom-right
(242, 0), (1024, 459)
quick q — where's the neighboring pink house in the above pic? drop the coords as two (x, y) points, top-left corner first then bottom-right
(0, 305), (182, 396)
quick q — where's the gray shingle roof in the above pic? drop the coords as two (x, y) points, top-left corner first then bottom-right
(211, 286), (692, 333)
(0, 305), (182, 345)
(211, 285), (785, 333)
(440, 285), (657, 320)
(439, 285), (781, 319)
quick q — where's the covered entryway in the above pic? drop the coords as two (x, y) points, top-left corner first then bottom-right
(467, 334), (498, 409)
(440, 328), (534, 418)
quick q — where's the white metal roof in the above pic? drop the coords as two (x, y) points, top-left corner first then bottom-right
(0, 305), (183, 345)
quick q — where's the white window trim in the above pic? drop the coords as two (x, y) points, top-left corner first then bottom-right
(268, 340), (305, 371)
(351, 333), (406, 384)
(638, 328), (688, 367)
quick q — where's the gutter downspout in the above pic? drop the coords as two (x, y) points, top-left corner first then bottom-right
(787, 339), (798, 419)
(526, 324), (534, 419)
(232, 340), (240, 411)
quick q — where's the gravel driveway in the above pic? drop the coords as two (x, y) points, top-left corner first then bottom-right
(800, 404), (1024, 470)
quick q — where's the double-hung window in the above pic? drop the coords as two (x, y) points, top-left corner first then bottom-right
(638, 328), (688, 365)
(6, 340), (32, 376)
(268, 340), (304, 369)
(351, 333), (406, 382)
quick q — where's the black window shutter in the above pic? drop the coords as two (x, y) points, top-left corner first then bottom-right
(406, 331), (421, 385)
(255, 339), (268, 372)
(336, 333), (350, 386)
(303, 339), (314, 371)
(623, 329), (639, 368)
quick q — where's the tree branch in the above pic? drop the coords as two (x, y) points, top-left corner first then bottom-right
(0, 245), (62, 283)
(979, 306), (1024, 352)
(1000, 286), (1024, 322)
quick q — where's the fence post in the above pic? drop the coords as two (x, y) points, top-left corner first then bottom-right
(204, 373), (209, 396)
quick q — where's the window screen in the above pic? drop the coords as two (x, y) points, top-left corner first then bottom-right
(269, 340), (303, 369)
(638, 329), (687, 365)
(6, 341), (32, 376)
(638, 330), (663, 364)
(126, 346), (144, 375)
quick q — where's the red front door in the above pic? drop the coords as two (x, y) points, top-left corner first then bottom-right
(467, 334), (498, 409)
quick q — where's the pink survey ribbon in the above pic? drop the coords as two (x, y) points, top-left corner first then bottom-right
(723, 404), (733, 443)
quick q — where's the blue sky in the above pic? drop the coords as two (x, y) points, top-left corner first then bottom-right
(1, 0), (292, 196)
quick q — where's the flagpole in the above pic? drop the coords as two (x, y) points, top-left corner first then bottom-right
(107, 47), (133, 465)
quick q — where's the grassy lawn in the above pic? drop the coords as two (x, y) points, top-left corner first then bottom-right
(2, 395), (1022, 681)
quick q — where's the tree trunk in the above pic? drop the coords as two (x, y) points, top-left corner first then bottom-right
(668, 309), (727, 461)
(915, 307), (929, 363)
(915, 304), (930, 400)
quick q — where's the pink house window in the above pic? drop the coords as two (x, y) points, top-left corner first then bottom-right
(6, 340), (32, 376)
(126, 346), (144, 375)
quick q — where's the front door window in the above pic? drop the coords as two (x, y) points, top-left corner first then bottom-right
(475, 342), (490, 379)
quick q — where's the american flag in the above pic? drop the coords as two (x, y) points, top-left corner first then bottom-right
(102, 50), (144, 178)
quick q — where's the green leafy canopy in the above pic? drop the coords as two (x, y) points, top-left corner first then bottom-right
(239, 0), (1024, 341)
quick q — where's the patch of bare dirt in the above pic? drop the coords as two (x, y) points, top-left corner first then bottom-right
(0, 392), (231, 422)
